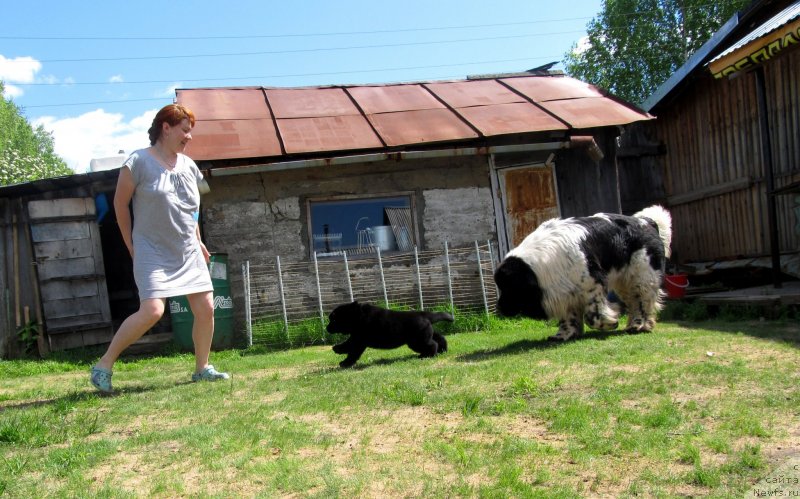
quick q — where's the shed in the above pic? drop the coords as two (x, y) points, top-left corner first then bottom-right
(0, 170), (152, 357)
(178, 72), (651, 258)
(0, 72), (652, 356)
(624, 0), (800, 281)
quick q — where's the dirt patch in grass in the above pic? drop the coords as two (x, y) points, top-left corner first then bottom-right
(762, 426), (800, 466)
(86, 410), (184, 442)
(88, 447), (153, 493)
(277, 406), (566, 493)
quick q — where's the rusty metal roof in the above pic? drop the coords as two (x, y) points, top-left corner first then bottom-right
(176, 75), (653, 162)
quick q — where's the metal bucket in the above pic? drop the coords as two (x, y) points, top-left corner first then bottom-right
(369, 226), (397, 251)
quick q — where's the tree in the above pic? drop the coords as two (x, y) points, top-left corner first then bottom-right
(0, 81), (73, 186)
(564, 0), (750, 106)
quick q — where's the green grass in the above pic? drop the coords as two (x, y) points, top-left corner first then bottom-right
(1, 314), (799, 497)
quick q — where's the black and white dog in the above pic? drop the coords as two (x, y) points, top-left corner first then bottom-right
(327, 301), (453, 368)
(493, 206), (672, 341)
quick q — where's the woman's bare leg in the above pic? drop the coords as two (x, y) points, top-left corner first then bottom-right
(187, 291), (215, 373)
(95, 298), (166, 371)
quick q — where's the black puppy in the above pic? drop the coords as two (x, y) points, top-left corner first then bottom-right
(327, 301), (453, 368)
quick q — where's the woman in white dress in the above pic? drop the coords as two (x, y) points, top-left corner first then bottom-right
(91, 104), (228, 393)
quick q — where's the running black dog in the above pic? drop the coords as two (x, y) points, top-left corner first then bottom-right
(327, 301), (453, 368)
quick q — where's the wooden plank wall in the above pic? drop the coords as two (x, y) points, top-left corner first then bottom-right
(0, 199), (43, 358)
(646, 47), (800, 263)
(556, 128), (622, 218)
(28, 198), (113, 351)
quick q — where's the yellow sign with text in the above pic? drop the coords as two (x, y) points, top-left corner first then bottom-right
(710, 17), (800, 79)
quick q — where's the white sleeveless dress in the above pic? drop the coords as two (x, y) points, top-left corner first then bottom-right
(124, 149), (212, 301)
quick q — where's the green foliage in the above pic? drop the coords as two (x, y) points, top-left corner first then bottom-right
(0, 81), (72, 186)
(16, 320), (39, 357)
(661, 300), (796, 322)
(563, 0), (750, 105)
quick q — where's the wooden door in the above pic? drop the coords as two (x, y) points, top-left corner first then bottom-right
(28, 198), (113, 350)
(497, 164), (560, 250)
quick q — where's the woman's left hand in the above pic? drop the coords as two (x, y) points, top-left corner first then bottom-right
(200, 241), (211, 264)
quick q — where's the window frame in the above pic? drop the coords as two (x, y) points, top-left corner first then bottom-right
(306, 191), (418, 259)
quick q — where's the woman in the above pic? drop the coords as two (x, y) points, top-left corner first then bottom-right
(90, 104), (228, 393)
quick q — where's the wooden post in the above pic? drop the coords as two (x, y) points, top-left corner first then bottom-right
(21, 212), (48, 356)
(242, 261), (252, 347)
(313, 252), (325, 332)
(377, 247), (388, 307)
(414, 246), (423, 309)
(276, 256), (289, 341)
(12, 214), (20, 328)
(756, 67), (782, 289)
(444, 241), (454, 314)
(343, 252), (353, 302)
(475, 241), (489, 314)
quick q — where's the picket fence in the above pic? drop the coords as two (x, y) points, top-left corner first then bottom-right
(240, 241), (499, 347)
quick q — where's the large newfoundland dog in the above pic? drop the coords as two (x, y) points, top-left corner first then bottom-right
(494, 206), (672, 341)
(327, 301), (453, 368)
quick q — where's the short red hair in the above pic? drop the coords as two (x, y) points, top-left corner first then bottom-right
(148, 104), (196, 145)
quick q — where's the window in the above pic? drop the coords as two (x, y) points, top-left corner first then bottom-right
(309, 194), (415, 257)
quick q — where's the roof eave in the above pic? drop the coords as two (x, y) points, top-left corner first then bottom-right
(642, 12), (742, 112)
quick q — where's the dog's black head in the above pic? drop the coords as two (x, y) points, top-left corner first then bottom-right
(326, 300), (362, 334)
(493, 256), (547, 319)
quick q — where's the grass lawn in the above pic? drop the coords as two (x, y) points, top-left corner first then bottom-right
(1, 314), (799, 497)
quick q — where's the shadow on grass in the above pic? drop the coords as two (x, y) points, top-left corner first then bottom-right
(0, 379), (206, 413)
(659, 299), (800, 347)
(667, 318), (800, 348)
(456, 328), (633, 362)
(313, 353), (430, 372)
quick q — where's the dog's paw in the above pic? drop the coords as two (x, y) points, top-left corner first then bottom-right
(548, 331), (575, 341)
(339, 359), (357, 368)
(625, 317), (653, 334)
(626, 319), (655, 334)
(587, 318), (619, 331)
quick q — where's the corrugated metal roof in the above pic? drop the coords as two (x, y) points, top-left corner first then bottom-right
(710, 1), (800, 63)
(368, 108), (479, 146)
(348, 85), (445, 113)
(644, 0), (799, 112)
(0, 169), (120, 198)
(177, 74), (652, 162)
(278, 115), (383, 153)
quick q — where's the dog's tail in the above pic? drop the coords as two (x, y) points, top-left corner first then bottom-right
(424, 312), (454, 323)
(634, 205), (672, 258)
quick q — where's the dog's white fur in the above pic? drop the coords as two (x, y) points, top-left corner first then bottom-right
(498, 206), (672, 341)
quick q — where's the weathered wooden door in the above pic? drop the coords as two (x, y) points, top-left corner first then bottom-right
(28, 198), (113, 350)
(496, 164), (560, 251)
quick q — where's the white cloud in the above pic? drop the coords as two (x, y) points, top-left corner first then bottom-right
(0, 55), (41, 83)
(109, 75), (124, 83)
(39, 74), (59, 84)
(2, 84), (23, 99)
(0, 54), (43, 98)
(33, 108), (157, 173)
(158, 83), (182, 98)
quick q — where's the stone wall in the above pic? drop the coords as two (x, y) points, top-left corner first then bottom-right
(198, 154), (498, 341)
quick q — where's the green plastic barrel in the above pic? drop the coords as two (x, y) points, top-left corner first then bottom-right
(169, 253), (234, 351)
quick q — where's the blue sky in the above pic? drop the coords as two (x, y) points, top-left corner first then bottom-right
(1, 0), (602, 172)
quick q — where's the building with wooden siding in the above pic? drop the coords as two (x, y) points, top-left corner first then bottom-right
(626, 0), (800, 280)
